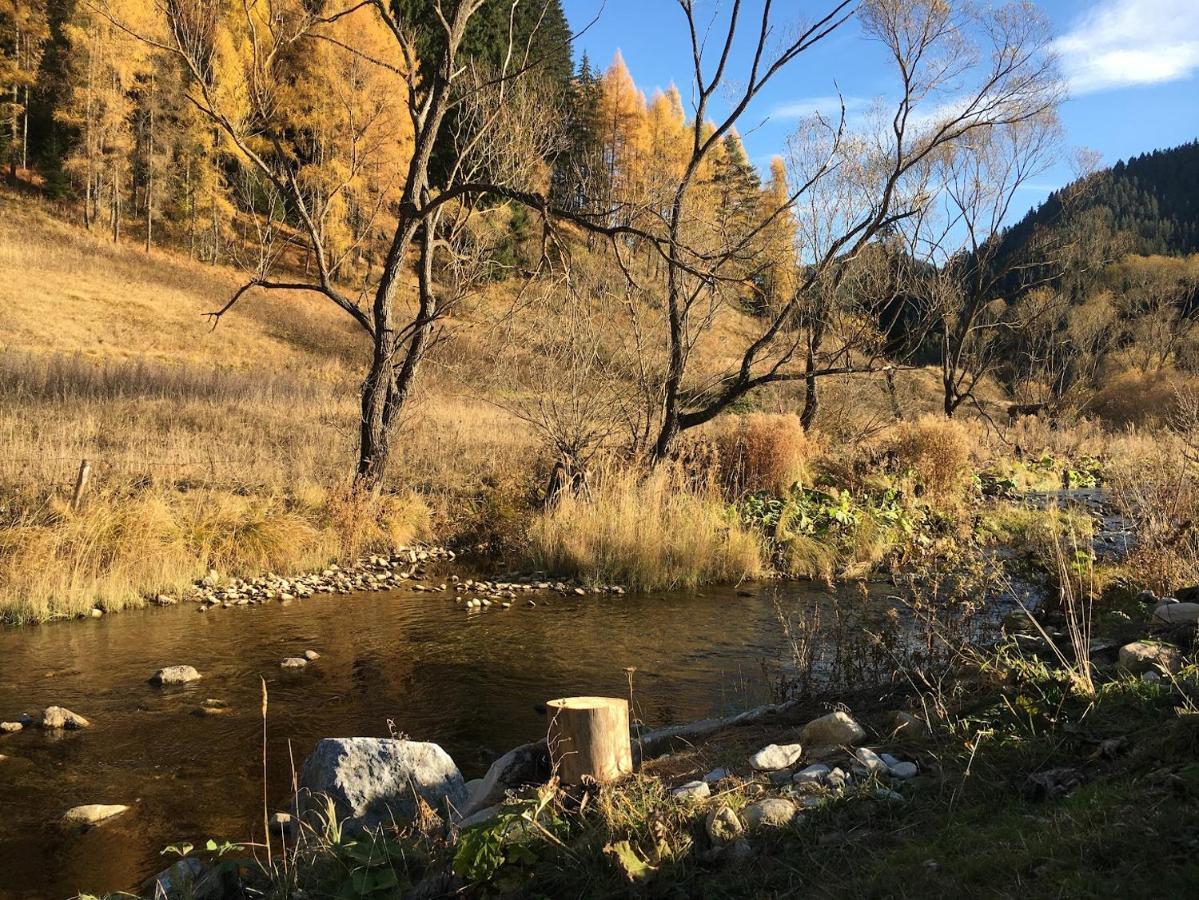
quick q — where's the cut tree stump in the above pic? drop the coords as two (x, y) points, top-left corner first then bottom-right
(546, 696), (633, 785)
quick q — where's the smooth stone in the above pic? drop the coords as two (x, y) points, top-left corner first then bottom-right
(671, 780), (711, 801)
(303, 650), (321, 661)
(1153, 602), (1199, 625)
(457, 804), (503, 830)
(880, 753), (901, 768)
(62, 804), (129, 826)
(281, 657), (308, 669)
(0, 722), (22, 734)
(854, 747), (889, 774)
(149, 665), (202, 686)
(1118, 641), (1182, 674)
(742, 798), (797, 829)
(298, 738), (468, 830)
(702, 767), (729, 783)
(748, 743), (804, 771)
(461, 740), (549, 816)
(800, 711), (867, 747)
(793, 763), (830, 784)
(142, 858), (210, 900)
(41, 707), (89, 729)
(705, 805), (744, 845)
(889, 761), (918, 779)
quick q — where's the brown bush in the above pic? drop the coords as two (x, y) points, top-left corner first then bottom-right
(681, 413), (813, 498)
(1090, 369), (1199, 428)
(890, 415), (973, 501)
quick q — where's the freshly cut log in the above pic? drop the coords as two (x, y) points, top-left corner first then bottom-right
(546, 696), (633, 785)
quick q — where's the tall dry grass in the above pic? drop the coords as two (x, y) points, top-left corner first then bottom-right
(889, 415), (973, 501)
(528, 467), (766, 591)
(686, 413), (814, 497)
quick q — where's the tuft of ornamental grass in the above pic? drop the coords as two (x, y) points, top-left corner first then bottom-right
(528, 466), (766, 592)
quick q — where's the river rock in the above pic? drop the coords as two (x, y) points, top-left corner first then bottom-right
(304, 650), (321, 661)
(742, 798), (797, 829)
(705, 805), (743, 845)
(195, 699), (229, 717)
(1153, 602), (1199, 626)
(298, 737), (468, 830)
(793, 763), (830, 785)
(1118, 640), (1182, 674)
(281, 657), (308, 669)
(800, 711), (866, 747)
(41, 707), (89, 729)
(62, 804), (129, 826)
(703, 767), (729, 783)
(457, 804), (503, 830)
(671, 780), (711, 802)
(748, 743), (804, 771)
(142, 858), (218, 900)
(889, 761), (918, 780)
(854, 747), (889, 775)
(150, 665), (202, 686)
(0, 722), (22, 734)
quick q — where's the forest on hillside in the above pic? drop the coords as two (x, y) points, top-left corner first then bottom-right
(2, 0), (1198, 481)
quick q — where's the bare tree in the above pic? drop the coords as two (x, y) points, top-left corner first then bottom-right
(118, 0), (583, 488)
(591, 0), (1064, 461)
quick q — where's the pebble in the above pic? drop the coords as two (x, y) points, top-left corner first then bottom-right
(748, 743), (804, 771)
(853, 747), (889, 775)
(303, 650), (321, 661)
(889, 761), (919, 780)
(149, 665), (202, 686)
(703, 767), (730, 783)
(670, 780), (711, 801)
(793, 763), (830, 784)
(280, 657), (308, 669)
(62, 804), (129, 826)
(0, 722), (22, 734)
(742, 798), (798, 828)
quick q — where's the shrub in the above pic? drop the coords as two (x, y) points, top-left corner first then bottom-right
(890, 416), (972, 502)
(682, 413), (812, 498)
(528, 467), (765, 591)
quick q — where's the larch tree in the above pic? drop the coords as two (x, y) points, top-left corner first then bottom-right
(0, 0), (48, 178)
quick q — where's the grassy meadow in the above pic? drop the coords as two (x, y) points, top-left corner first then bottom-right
(2, 188), (1197, 623)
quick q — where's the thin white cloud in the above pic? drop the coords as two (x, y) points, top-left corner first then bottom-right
(1054, 0), (1199, 95)
(772, 95), (869, 120)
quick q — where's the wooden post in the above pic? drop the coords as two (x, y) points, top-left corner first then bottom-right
(71, 459), (91, 511)
(546, 696), (633, 786)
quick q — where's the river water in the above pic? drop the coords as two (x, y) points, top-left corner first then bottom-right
(1, 574), (865, 899)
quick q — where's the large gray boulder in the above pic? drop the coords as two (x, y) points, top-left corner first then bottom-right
(298, 738), (468, 830)
(1153, 602), (1199, 626)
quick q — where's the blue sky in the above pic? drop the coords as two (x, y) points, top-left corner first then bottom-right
(564, 0), (1199, 217)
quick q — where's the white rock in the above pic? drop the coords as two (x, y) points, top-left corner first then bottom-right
(854, 747), (888, 774)
(748, 743), (804, 771)
(702, 767), (729, 783)
(149, 665), (202, 686)
(742, 798), (797, 829)
(41, 707), (89, 729)
(304, 650), (321, 661)
(800, 711), (866, 747)
(671, 780), (711, 802)
(793, 763), (830, 784)
(62, 804), (129, 826)
(0, 722), (22, 734)
(281, 657), (308, 669)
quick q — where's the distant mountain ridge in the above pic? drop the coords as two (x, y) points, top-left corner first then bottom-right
(1005, 139), (1199, 258)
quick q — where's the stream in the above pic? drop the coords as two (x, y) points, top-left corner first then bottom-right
(0, 524), (1070, 900)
